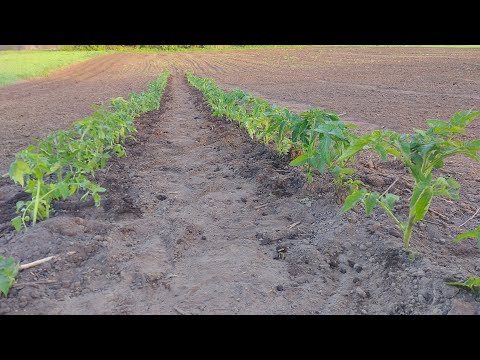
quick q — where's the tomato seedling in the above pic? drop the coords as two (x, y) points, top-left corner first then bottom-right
(341, 111), (480, 252)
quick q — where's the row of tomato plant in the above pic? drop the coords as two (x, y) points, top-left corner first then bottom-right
(0, 71), (169, 297)
(5, 70), (169, 232)
(186, 71), (480, 258)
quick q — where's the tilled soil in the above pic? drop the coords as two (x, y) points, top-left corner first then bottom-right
(1, 48), (479, 314)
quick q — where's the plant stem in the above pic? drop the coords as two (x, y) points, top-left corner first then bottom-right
(80, 126), (90, 141)
(32, 180), (42, 225)
(377, 200), (402, 228)
(403, 216), (415, 250)
(20, 184), (53, 229)
(42, 189), (55, 200)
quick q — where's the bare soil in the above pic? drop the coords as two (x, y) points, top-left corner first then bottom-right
(0, 47), (479, 314)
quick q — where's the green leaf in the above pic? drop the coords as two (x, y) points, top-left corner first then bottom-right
(337, 137), (372, 162)
(409, 181), (426, 209)
(95, 186), (106, 193)
(11, 216), (23, 232)
(331, 166), (356, 182)
(466, 139), (480, 151)
(93, 193), (102, 207)
(114, 144), (126, 158)
(432, 177), (460, 200)
(426, 118), (467, 133)
(314, 124), (347, 140)
(409, 184), (433, 223)
(342, 189), (367, 213)
(49, 163), (61, 173)
(446, 177), (460, 198)
(291, 120), (309, 142)
(426, 119), (450, 129)
(69, 184), (78, 195)
(454, 227), (480, 244)
(446, 281), (473, 290)
(409, 163), (428, 183)
(57, 182), (70, 199)
(15, 201), (25, 212)
(385, 148), (402, 158)
(374, 144), (388, 161)
(380, 193), (400, 211)
(432, 159), (444, 169)
(289, 153), (310, 167)
(450, 111), (480, 128)
(309, 154), (326, 174)
(0, 256), (19, 297)
(339, 168), (356, 176)
(418, 142), (436, 156)
(447, 276), (480, 294)
(466, 277), (480, 287)
(394, 137), (411, 159)
(432, 126), (464, 134)
(34, 168), (43, 179)
(9, 160), (31, 187)
(317, 136), (333, 164)
(364, 192), (380, 216)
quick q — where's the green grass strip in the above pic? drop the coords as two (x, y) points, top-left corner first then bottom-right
(0, 50), (108, 87)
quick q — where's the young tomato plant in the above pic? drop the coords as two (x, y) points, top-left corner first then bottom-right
(0, 256), (19, 297)
(289, 109), (359, 196)
(341, 111), (480, 252)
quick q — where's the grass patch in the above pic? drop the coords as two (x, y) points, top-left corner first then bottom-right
(0, 50), (107, 87)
